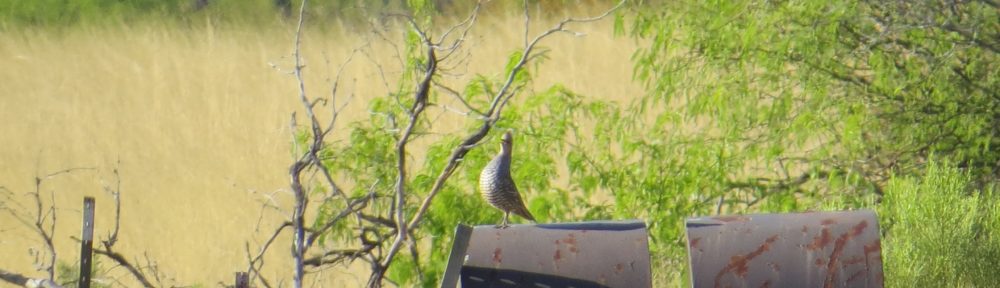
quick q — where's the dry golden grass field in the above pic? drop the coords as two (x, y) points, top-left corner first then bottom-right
(0, 6), (642, 286)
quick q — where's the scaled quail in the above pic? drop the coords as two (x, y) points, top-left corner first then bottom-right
(479, 130), (536, 228)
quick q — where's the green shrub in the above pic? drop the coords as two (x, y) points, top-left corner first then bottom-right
(880, 160), (1000, 287)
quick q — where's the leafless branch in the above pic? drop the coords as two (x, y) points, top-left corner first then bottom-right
(72, 165), (163, 288)
(245, 222), (291, 288)
(302, 247), (373, 267)
(433, 80), (486, 117)
(90, 247), (155, 288)
(305, 190), (376, 249)
(244, 244), (273, 288)
(437, 2), (482, 59)
(0, 268), (61, 287)
(289, 1), (312, 287)
(371, 15), (438, 286)
(0, 268), (31, 287)
(102, 165), (122, 247)
(18, 167), (95, 281)
(283, 0), (360, 286)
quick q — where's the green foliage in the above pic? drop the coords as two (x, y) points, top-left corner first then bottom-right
(0, 0), (600, 28)
(299, 35), (607, 285)
(378, 56), (600, 286)
(879, 160), (1000, 287)
(292, 0), (998, 286)
(633, 0), (999, 186)
(57, 259), (111, 288)
(0, 0), (416, 27)
(617, 0), (999, 283)
(0, 0), (182, 26)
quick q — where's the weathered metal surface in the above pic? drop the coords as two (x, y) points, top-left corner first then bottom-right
(441, 220), (651, 288)
(441, 224), (473, 287)
(685, 210), (884, 288)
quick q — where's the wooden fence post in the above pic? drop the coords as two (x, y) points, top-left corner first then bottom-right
(79, 197), (95, 288)
(235, 272), (249, 288)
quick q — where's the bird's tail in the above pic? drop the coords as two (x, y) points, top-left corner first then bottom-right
(513, 205), (536, 223)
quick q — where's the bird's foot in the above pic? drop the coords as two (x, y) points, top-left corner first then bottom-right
(494, 224), (510, 229)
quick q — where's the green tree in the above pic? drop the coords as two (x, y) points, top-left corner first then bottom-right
(568, 0), (999, 283)
(277, 0), (999, 285)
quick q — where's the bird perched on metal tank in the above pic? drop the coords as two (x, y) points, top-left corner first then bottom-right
(479, 130), (536, 228)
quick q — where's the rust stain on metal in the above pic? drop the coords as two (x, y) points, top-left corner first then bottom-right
(714, 235), (778, 287)
(847, 269), (865, 283)
(808, 228), (832, 251)
(564, 234), (579, 254)
(843, 255), (865, 266)
(686, 210), (884, 288)
(492, 248), (502, 264)
(864, 240), (881, 258)
(453, 220), (651, 288)
(850, 221), (868, 235)
(823, 220), (869, 288)
(564, 234), (577, 245)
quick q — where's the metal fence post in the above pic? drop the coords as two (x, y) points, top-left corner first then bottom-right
(235, 272), (249, 288)
(79, 197), (95, 288)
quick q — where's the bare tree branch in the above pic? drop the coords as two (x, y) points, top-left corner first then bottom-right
(289, 1), (312, 287)
(0, 268), (61, 288)
(90, 247), (155, 288)
(246, 222), (291, 288)
(305, 190), (375, 249)
(433, 80), (486, 117)
(18, 167), (95, 281)
(65, 164), (164, 288)
(102, 164), (122, 247)
(0, 268), (31, 287)
(372, 18), (438, 286)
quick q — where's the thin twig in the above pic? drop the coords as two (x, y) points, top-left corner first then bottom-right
(305, 191), (375, 249)
(246, 222), (290, 288)
(103, 164), (122, 247)
(433, 81), (486, 117)
(290, 1), (312, 287)
(91, 247), (155, 288)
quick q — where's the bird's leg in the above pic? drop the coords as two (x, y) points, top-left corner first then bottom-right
(496, 211), (510, 229)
